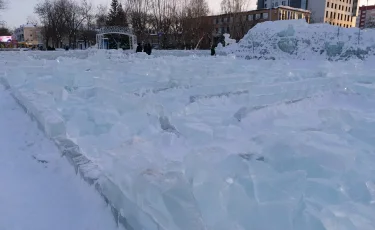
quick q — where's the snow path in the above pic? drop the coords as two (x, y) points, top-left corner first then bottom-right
(0, 85), (120, 230)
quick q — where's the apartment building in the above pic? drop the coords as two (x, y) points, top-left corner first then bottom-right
(356, 5), (375, 28)
(13, 24), (43, 46)
(308, 0), (359, 27)
(258, 0), (359, 28)
(257, 0), (308, 9)
(210, 6), (310, 40)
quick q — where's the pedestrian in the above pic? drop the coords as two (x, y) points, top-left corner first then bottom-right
(147, 43), (152, 55)
(136, 43), (142, 53)
(143, 43), (148, 54)
(211, 44), (216, 56)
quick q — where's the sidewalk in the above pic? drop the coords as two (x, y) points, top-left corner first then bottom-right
(0, 86), (121, 230)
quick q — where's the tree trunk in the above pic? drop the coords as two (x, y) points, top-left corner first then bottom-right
(45, 38), (49, 49)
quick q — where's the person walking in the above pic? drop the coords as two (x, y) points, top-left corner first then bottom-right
(211, 44), (216, 56)
(143, 43), (148, 54)
(136, 43), (143, 53)
(147, 43), (152, 55)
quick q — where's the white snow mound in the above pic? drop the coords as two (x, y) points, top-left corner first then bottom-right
(223, 19), (375, 60)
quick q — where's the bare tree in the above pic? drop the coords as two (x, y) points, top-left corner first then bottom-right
(0, 26), (11, 36)
(79, 0), (95, 47)
(64, 0), (89, 48)
(221, 0), (251, 14)
(33, 0), (213, 50)
(179, 0), (210, 49)
(220, 0), (256, 40)
(95, 4), (108, 28)
(128, 0), (151, 42)
(0, 0), (6, 10)
(27, 16), (39, 25)
(0, 0), (7, 25)
(35, 0), (55, 48)
(149, 0), (172, 47)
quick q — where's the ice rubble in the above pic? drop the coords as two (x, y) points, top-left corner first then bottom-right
(1, 50), (375, 230)
(222, 19), (375, 60)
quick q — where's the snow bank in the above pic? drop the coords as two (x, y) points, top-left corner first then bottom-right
(0, 86), (120, 230)
(19, 49), (209, 61)
(222, 19), (375, 60)
(1, 51), (375, 230)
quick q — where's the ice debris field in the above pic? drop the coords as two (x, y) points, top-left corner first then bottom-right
(1, 20), (375, 230)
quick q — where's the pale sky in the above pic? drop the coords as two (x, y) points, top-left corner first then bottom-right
(0, 0), (222, 28)
(1, 0), (374, 28)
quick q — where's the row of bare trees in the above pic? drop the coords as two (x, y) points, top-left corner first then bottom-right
(33, 0), (253, 49)
(0, 0), (6, 26)
(34, 0), (96, 49)
(34, 0), (213, 49)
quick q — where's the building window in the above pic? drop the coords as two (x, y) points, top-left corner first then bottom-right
(326, 11), (329, 18)
(248, 15), (253, 21)
(256, 14), (261, 20)
(263, 12), (269, 19)
(282, 1), (286, 5)
(265, 3), (267, 8)
(327, 1), (330, 7)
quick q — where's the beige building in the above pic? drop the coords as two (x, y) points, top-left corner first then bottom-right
(13, 24), (43, 46)
(210, 6), (310, 40)
(308, 0), (359, 28)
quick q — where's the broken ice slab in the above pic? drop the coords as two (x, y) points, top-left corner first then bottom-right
(133, 171), (206, 230)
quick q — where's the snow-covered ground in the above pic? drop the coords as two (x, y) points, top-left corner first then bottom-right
(0, 85), (121, 230)
(1, 47), (375, 230)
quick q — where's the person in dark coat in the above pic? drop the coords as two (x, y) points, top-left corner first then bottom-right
(210, 44), (216, 56)
(147, 43), (152, 55)
(136, 43), (142, 53)
(144, 43), (152, 55)
(143, 43), (148, 54)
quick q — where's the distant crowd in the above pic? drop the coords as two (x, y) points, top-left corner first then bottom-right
(136, 43), (152, 55)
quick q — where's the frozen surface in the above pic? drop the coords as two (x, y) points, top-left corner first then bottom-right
(221, 20), (375, 60)
(1, 49), (375, 230)
(0, 85), (121, 230)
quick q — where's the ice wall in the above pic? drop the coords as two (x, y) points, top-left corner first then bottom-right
(222, 19), (375, 60)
